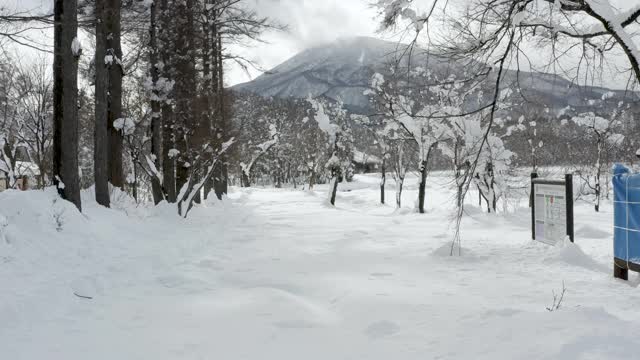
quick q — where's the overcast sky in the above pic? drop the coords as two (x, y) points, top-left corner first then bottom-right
(4, 0), (381, 86)
(3, 0), (634, 89)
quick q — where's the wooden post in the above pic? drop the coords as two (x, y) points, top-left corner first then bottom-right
(531, 176), (537, 240)
(529, 172), (538, 208)
(565, 174), (574, 243)
(614, 263), (629, 280)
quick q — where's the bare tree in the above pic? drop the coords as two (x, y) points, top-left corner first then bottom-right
(572, 111), (624, 212)
(13, 58), (54, 188)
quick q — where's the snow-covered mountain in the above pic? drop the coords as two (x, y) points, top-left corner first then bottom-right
(233, 36), (633, 114)
(233, 37), (424, 113)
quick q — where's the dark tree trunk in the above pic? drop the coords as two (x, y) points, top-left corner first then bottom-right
(308, 168), (316, 190)
(204, 12), (221, 199)
(107, 0), (124, 189)
(159, 0), (176, 202)
(241, 170), (250, 188)
(213, 163), (225, 199)
(161, 104), (176, 202)
(148, 0), (164, 205)
(214, 33), (228, 198)
(173, 0), (197, 199)
(202, 10), (213, 199)
(418, 160), (427, 213)
(329, 173), (339, 206)
(380, 159), (386, 204)
(94, 0), (110, 207)
(53, 0), (81, 211)
(171, 0), (215, 207)
(131, 157), (138, 202)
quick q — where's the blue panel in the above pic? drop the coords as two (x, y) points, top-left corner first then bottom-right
(613, 164), (640, 264)
(614, 205), (627, 228)
(630, 230), (640, 264)
(614, 227), (627, 260)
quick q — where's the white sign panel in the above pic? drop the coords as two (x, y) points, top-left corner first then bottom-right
(534, 183), (567, 245)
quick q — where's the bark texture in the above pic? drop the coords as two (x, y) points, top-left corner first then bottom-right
(53, 0), (81, 211)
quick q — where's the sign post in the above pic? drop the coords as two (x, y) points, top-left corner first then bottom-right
(531, 174), (574, 245)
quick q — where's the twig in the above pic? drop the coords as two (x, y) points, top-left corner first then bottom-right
(73, 292), (93, 300)
(546, 281), (566, 312)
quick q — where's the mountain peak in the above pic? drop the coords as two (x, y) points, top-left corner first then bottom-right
(233, 36), (408, 113)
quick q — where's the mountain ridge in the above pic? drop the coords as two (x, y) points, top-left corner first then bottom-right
(234, 36), (635, 114)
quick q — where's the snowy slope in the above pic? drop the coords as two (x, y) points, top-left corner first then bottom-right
(234, 37), (635, 114)
(233, 36), (449, 113)
(2, 178), (640, 359)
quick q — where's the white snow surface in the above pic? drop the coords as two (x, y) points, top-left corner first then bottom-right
(2, 174), (640, 359)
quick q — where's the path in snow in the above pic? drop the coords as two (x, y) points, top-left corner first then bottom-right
(3, 174), (640, 359)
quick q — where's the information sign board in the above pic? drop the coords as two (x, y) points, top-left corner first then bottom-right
(531, 175), (574, 245)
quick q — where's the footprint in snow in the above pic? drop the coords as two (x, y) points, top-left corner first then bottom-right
(365, 320), (399, 339)
(273, 320), (316, 329)
(369, 272), (393, 278)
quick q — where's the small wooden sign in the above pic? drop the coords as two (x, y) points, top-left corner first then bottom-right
(531, 174), (574, 245)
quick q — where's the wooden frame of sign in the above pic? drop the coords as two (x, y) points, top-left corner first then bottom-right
(531, 174), (575, 245)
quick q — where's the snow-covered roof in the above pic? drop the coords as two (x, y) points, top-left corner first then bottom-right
(352, 150), (381, 165)
(0, 161), (41, 178)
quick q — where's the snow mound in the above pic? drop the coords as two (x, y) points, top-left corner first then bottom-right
(575, 223), (611, 239)
(431, 241), (475, 258)
(543, 238), (608, 273)
(0, 187), (87, 243)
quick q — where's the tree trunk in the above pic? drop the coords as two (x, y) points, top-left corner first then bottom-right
(329, 174), (339, 205)
(173, 0), (197, 199)
(241, 169), (250, 187)
(204, 10), (221, 199)
(595, 139), (602, 212)
(148, 0), (164, 205)
(53, 0), (81, 211)
(418, 160), (427, 213)
(162, 104), (176, 202)
(131, 158), (138, 203)
(308, 168), (316, 190)
(159, 0), (176, 202)
(94, 0), (110, 207)
(107, 0), (124, 189)
(380, 159), (385, 204)
(202, 10), (214, 199)
(214, 32), (229, 198)
(396, 176), (404, 208)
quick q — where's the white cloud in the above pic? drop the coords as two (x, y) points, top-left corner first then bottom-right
(226, 0), (380, 85)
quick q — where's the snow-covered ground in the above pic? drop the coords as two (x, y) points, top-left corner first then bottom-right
(2, 173), (640, 359)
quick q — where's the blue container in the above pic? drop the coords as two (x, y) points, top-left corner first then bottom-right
(612, 164), (640, 270)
